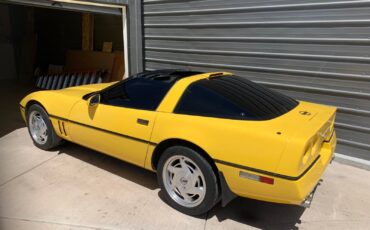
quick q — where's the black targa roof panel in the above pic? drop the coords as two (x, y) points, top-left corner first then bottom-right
(133, 69), (203, 83)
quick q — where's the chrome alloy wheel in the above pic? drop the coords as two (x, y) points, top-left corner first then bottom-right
(29, 111), (48, 145)
(162, 155), (206, 207)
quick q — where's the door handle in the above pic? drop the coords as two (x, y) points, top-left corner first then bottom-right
(137, 118), (149, 126)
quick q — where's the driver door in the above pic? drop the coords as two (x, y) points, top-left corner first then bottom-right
(67, 78), (169, 167)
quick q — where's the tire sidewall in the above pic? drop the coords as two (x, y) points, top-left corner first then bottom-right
(157, 146), (219, 216)
(26, 104), (58, 150)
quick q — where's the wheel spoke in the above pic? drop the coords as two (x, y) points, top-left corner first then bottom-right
(167, 165), (181, 174)
(182, 193), (192, 202)
(187, 186), (203, 196)
(36, 130), (42, 138)
(40, 124), (47, 135)
(192, 169), (201, 180)
(175, 185), (184, 195)
(31, 117), (36, 128)
(187, 169), (200, 187)
(179, 157), (187, 169)
(180, 158), (192, 175)
(35, 116), (42, 124)
(178, 187), (192, 202)
(170, 180), (177, 191)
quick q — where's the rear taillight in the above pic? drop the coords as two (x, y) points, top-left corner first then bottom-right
(325, 114), (336, 141)
(259, 176), (274, 185)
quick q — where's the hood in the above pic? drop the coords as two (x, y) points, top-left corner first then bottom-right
(54, 82), (116, 98)
(20, 82), (117, 119)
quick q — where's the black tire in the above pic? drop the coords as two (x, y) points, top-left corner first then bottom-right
(26, 104), (63, 150)
(157, 146), (219, 216)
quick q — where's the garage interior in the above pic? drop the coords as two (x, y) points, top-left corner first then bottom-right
(0, 2), (125, 137)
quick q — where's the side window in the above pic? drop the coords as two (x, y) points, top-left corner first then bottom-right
(174, 84), (256, 119)
(101, 78), (171, 110)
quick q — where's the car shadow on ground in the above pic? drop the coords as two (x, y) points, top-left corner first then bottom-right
(208, 198), (305, 229)
(58, 142), (158, 190)
(58, 142), (305, 230)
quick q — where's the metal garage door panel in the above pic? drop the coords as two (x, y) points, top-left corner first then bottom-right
(143, 0), (370, 163)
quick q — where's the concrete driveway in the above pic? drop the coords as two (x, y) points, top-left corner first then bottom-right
(0, 83), (370, 229)
(1, 128), (370, 230)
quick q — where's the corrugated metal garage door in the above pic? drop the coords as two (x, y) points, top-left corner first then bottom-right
(143, 0), (370, 162)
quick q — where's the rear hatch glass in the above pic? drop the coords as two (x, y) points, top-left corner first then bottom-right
(176, 75), (299, 120)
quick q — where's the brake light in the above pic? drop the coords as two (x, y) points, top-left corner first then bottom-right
(259, 176), (274, 185)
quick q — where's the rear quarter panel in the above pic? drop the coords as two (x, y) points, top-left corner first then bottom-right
(146, 112), (288, 173)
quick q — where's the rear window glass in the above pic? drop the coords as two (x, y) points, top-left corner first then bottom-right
(175, 75), (298, 120)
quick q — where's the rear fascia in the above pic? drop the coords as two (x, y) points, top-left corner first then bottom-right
(217, 130), (336, 205)
(276, 101), (337, 177)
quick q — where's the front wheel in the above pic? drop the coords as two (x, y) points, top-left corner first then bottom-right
(26, 104), (63, 150)
(157, 146), (219, 216)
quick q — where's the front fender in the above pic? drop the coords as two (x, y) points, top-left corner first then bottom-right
(20, 90), (79, 119)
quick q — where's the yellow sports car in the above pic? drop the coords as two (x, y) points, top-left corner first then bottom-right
(20, 70), (336, 215)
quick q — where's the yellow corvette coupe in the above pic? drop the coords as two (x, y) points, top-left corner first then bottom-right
(20, 70), (336, 215)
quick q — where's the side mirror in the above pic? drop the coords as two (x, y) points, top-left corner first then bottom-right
(87, 94), (100, 107)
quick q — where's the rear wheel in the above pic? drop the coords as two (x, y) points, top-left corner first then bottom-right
(157, 146), (219, 215)
(27, 104), (63, 150)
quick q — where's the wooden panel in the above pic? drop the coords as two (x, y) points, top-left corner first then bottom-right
(65, 50), (115, 74)
(82, 13), (94, 51)
(111, 51), (124, 81)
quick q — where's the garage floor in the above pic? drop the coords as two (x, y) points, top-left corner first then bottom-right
(1, 82), (370, 230)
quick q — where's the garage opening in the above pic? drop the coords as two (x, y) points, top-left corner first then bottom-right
(0, 1), (127, 136)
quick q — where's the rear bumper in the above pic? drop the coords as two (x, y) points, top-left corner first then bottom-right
(216, 131), (336, 206)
